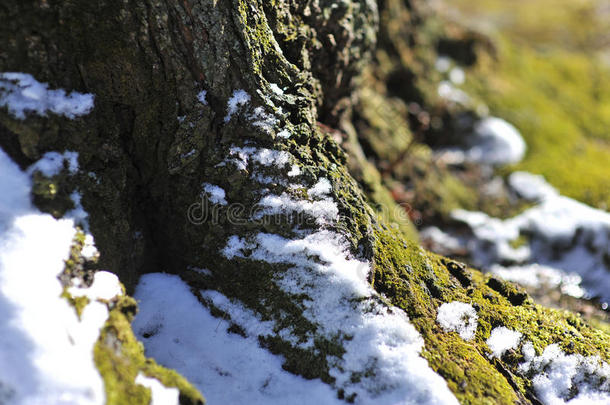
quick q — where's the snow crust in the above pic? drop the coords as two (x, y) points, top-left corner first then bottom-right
(0, 72), (94, 119)
(436, 302), (478, 341)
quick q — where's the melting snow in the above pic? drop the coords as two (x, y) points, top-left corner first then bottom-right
(436, 302), (478, 341)
(0, 72), (94, 119)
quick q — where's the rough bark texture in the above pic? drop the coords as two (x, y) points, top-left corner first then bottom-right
(1, 0), (609, 404)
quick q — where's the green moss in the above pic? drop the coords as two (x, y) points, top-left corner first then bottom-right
(95, 296), (205, 405)
(61, 289), (90, 319)
(452, 0), (610, 210)
(369, 226), (610, 403)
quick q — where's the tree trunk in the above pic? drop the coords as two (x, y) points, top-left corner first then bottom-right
(1, 0), (608, 404)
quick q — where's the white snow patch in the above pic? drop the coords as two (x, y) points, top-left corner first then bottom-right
(202, 183), (228, 206)
(0, 148), (120, 405)
(69, 271), (122, 301)
(449, 67), (465, 85)
(490, 264), (585, 298)
(197, 90), (208, 105)
(255, 193), (339, 224)
(519, 342), (610, 404)
(269, 83), (284, 95)
(451, 172), (610, 302)
(436, 302), (478, 341)
(438, 81), (470, 104)
(508, 171), (559, 201)
(486, 327), (522, 358)
(27, 150), (79, 177)
(135, 373), (180, 405)
(435, 56), (452, 73)
(249, 106), (279, 133)
(81, 234), (100, 260)
(65, 191), (90, 230)
(468, 117), (526, 165)
(133, 273), (342, 405)
(217, 230), (460, 404)
(287, 164), (301, 177)
(0, 72), (94, 119)
(277, 129), (292, 139)
(226, 146), (292, 170)
(224, 89), (251, 122)
(307, 178), (332, 199)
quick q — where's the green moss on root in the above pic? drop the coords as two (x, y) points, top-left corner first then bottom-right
(94, 296), (205, 405)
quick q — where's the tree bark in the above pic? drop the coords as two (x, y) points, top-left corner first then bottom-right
(1, 1), (609, 404)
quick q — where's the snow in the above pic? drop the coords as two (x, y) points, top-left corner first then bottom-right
(269, 83), (284, 95)
(486, 327), (522, 358)
(435, 56), (451, 73)
(197, 90), (208, 105)
(0, 72), (94, 119)
(490, 264), (585, 298)
(27, 151), (79, 177)
(135, 373), (179, 405)
(249, 106), (279, 133)
(449, 68), (465, 85)
(66, 191), (90, 231)
(224, 89), (251, 122)
(436, 302), (478, 341)
(0, 148), (120, 405)
(133, 273), (342, 405)
(69, 272), (122, 301)
(287, 164), (301, 177)
(218, 230), (459, 404)
(437, 81), (470, 105)
(465, 117), (526, 165)
(508, 171), (558, 201)
(307, 178), (332, 199)
(450, 172), (610, 302)
(277, 129), (292, 139)
(255, 193), (339, 225)
(202, 183), (228, 206)
(225, 146), (292, 171)
(81, 234), (100, 260)
(519, 342), (610, 404)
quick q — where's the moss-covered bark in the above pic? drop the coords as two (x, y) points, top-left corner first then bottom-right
(1, 0), (609, 403)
